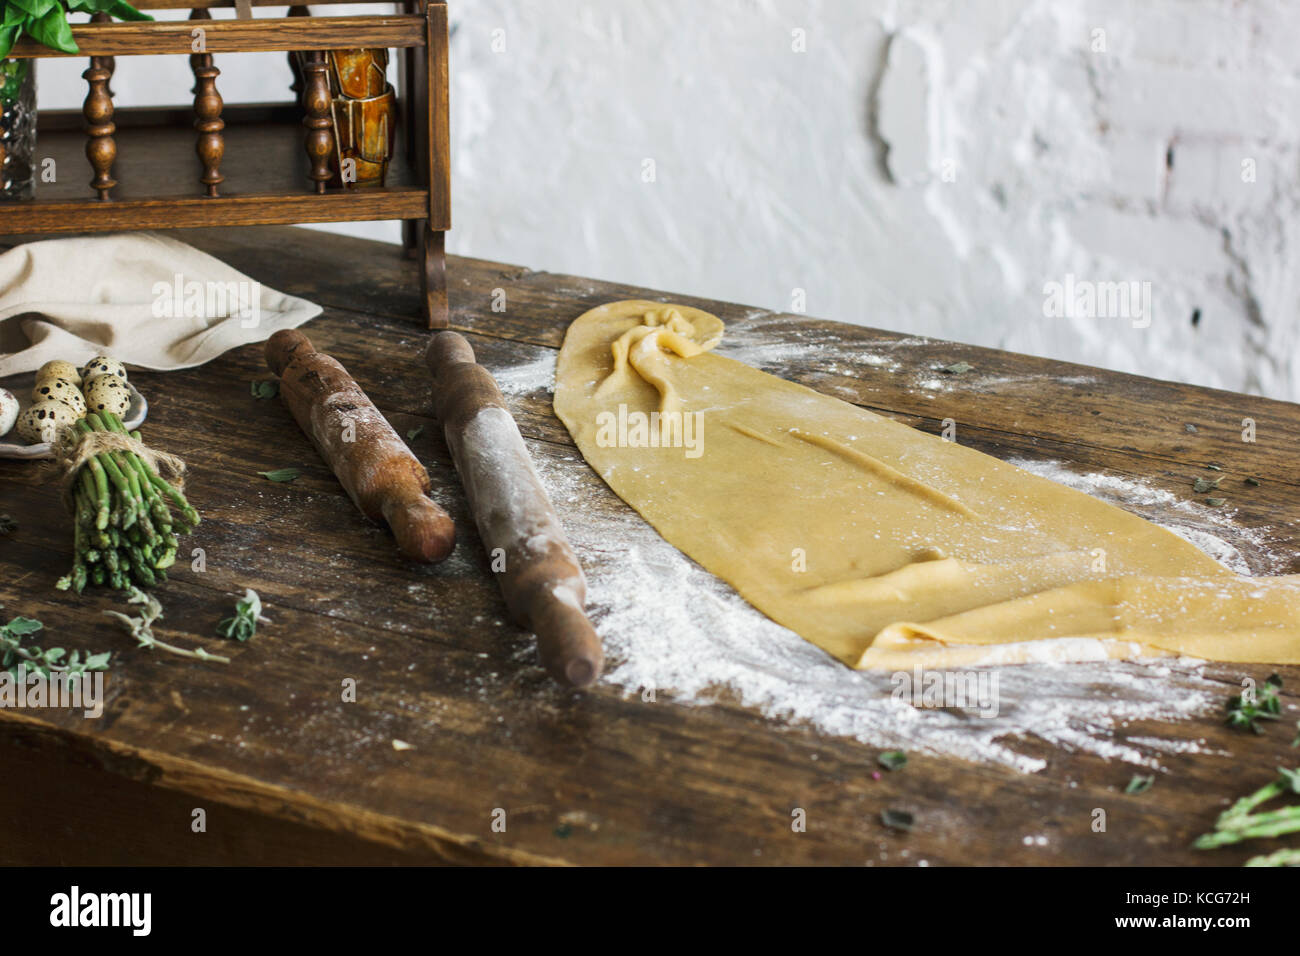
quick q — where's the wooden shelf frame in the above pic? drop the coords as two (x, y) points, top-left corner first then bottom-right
(0, 1), (451, 329)
(8, 15), (428, 58)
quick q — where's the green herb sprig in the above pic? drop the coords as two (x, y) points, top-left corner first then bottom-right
(103, 587), (229, 663)
(1225, 675), (1283, 734)
(1, 609), (110, 679)
(217, 588), (267, 643)
(878, 750), (907, 772)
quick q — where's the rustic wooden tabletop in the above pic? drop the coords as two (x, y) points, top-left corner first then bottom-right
(1, 225), (1296, 866)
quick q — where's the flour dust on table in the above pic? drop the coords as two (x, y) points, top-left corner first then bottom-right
(477, 347), (1271, 773)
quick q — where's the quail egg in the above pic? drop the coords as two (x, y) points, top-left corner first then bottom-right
(0, 388), (17, 438)
(32, 378), (86, 417)
(16, 399), (78, 444)
(82, 355), (128, 385)
(84, 374), (131, 417)
(36, 359), (82, 388)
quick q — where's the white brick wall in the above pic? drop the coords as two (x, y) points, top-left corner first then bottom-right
(36, 0), (1300, 400)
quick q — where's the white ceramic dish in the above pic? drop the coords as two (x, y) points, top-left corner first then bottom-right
(0, 377), (148, 460)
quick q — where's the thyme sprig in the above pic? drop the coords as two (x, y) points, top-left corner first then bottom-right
(1225, 674), (1283, 734)
(103, 587), (230, 663)
(1, 610), (110, 679)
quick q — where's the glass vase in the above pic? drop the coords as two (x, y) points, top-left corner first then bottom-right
(0, 58), (36, 200)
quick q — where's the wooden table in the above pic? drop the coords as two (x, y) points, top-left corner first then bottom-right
(1, 225), (1296, 866)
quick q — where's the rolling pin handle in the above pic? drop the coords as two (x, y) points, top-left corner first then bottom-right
(265, 328), (316, 377)
(382, 493), (457, 564)
(425, 330), (476, 380)
(531, 589), (604, 688)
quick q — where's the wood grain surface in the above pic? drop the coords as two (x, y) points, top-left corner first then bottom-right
(0, 225), (1296, 866)
(7, 16), (427, 59)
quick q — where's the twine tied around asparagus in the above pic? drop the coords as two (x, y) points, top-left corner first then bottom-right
(53, 425), (186, 515)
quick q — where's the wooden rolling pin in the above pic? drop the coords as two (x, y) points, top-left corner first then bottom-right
(426, 331), (603, 687)
(266, 328), (455, 563)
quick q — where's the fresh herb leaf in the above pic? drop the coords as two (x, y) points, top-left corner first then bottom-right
(406, 424), (424, 441)
(250, 379), (279, 400)
(1184, 423), (1198, 433)
(103, 587), (229, 663)
(217, 588), (268, 643)
(881, 808), (915, 832)
(940, 361), (973, 375)
(1206, 464), (1222, 471)
(1205, 497), (1226, 507)
(878, 750), (908, 772)
(1, 611), (110, 678)
(1193, 476), (1222, 493)
(1280, 767), (1300, 794)
(258, 468), (301, 483)
(1245, 476), (1261, 487)
(1125, 774), (1154, 795)
(4, 616), (42, 636)
(1226, 678), (1282, 734)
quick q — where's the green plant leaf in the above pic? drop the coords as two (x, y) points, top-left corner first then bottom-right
(877, 750), (907, 772)
(0, 24), (19, 60)
(258, 468), (301, 483)
(4, 616), (42, 636)
(7, 0), (57, 20)
(880, 808), (915, 832)
(27, 4), (78, 54)
(1125, 774), (1154, 795)
(107, 0), (153, 21)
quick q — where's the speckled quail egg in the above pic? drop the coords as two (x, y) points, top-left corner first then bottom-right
(81, 355), (128, 385)
(0, 388), (18, 438)
(83, 375), (131, 417)
(32, 378), (86, 417)
(15, 399), (78, 444)
(36, 359), (82, 388)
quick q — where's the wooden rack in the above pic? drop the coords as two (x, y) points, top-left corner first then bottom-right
(0, 0), (450, 328)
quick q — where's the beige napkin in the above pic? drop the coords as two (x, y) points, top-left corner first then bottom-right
(0, 232), (322, 377)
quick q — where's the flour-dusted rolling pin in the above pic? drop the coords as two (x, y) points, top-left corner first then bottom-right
(266, 329), (455, 563)
(426, 331), (603, 687)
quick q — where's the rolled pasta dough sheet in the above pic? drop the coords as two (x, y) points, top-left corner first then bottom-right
(553, 300), (1300, 670)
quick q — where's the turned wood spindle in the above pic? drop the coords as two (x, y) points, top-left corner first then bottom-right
(193, 61), (225, 198)
(82, 65), (116, 201)
(90, 11), (115, 97)
(301, 50), (334, 194)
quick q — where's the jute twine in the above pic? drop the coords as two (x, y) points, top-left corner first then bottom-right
(53, 426), (187, 514)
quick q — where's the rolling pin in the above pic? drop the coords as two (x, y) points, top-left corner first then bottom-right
(266, 328), (455, 563)
(426, 331), (603, 687)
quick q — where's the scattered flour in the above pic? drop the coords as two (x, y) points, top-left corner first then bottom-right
(491, 352), (557, 396)
(494, 346), (1269, 774)
(530, 445), (1242, 775)
(1008, 458), (1284, 576)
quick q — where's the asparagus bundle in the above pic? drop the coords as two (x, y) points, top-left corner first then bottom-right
(56, 412), (200, 594)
